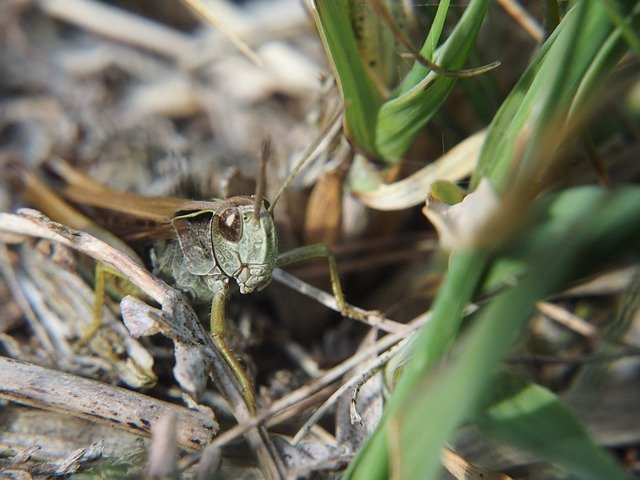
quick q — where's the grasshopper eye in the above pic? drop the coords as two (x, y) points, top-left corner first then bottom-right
(218, 207), (242, 242)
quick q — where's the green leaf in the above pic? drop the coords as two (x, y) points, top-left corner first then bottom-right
(476, 372), (626, 480)
(311, 0), (384, 157)
(376, 0), (490, 162)
(396, 0), (451, 93)
(472, 0), (640, 192)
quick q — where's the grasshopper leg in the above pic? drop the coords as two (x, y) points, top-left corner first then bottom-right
(210, 282), (256, 411)
(75, 262), (109, 348)
(277, 243), (375, 322)
(77, 263), (146, 348)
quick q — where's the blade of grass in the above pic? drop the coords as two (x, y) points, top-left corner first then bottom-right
(396, 0), (450, 93)
(311, 0), (384, 158)
(376, 0), (492, 162)
(570, 1), (640, 116)
(602, 0), (640, 57)
(313, 0), (494, 164)
(475, 372), (624, 480)
(344, 248), (491, 479)
(472, 0), (640, 192)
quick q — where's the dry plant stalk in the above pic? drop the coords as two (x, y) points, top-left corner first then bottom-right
(0, 356), (216, 450)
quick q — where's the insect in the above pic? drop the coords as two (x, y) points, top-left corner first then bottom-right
(15, 140), (368, 411)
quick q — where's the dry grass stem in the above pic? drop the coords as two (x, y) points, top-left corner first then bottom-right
(537, 301), (598, 338)
(180, 0), (263, 66)
(496, 0), (544, 42)
(0, 242), (57, 354)
(39, 0), (195, 59)
(291, 337), (409, 445)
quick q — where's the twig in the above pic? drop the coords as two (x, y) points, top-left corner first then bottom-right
(180, 0), (263, 67)
(562, 266), (639, 297)
(291, 336), (411, 444)
(496, 0), (544, 42)
(536, 301), (597, 338)
(0, 356), (217, 450)
(441, 448), (514, 480)
(507, 348), (640, 365)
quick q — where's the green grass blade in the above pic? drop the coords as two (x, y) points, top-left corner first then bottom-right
(396, 0), (450, 93)
(311, 0), (384, 157)
(602, 0), (640, 57)
(571, 1), (640, 116)
(313, 0), (492, 164)
(376, 0), (490, 162)
(343, 248), (490, 480)
(472, 0), (639, 192)
(476, 372), (625, 480)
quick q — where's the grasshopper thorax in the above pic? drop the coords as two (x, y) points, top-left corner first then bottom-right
(211, 196), (278, 294)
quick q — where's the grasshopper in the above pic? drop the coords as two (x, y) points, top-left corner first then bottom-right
(15, 144), (367, 410)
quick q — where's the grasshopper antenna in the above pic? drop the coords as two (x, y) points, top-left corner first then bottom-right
(252, 137), (271, 224)
(268, 104), (344, 214)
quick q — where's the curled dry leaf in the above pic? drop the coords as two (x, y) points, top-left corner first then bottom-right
(120, 295), (163, 338)
(121, 295), (209, 396)
(340, 371), (384, 451)
(354, 130), (486, 211)
(304, 166), (345, 246)
(423, 178), (500, 251)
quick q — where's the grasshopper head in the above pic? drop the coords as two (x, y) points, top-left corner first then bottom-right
(211, 197), (278, 294)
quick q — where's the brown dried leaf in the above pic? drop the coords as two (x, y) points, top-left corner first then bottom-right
(304, 167), (344, 246)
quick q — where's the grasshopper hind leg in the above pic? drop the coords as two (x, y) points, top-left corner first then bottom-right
(75, 263), (109, 348)
(76, 263), (134, 348)
(276, 243), (377, 322)
(76, 263), (149, 349)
